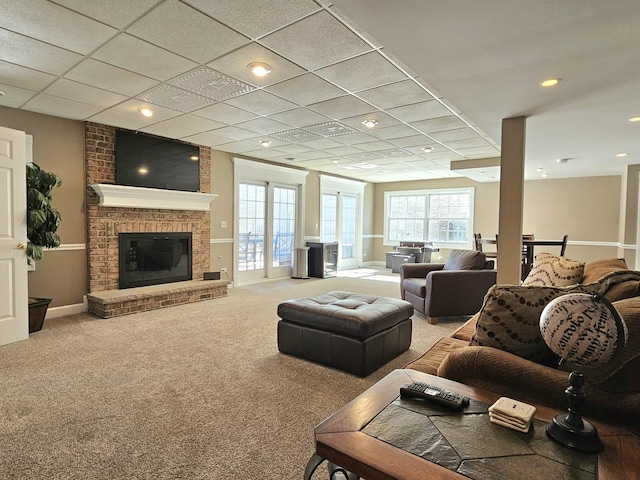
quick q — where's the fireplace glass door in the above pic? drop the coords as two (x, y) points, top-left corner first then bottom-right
(119, 233), (192, 289)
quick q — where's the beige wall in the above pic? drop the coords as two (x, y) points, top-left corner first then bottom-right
(1, 106), (87, 307)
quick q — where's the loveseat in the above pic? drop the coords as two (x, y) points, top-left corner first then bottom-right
(404, 256), (640, 429)
(400, 249), (496, 325)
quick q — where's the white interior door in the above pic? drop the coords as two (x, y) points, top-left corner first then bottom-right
(0, 126), (28, 346)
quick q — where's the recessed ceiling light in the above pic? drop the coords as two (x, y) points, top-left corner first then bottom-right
(541, 172), (549, 177)
(536, 166), (543, 172)
(617, 152), (628, 157)
(629, 116), (640, 122)
(0, 90), (5, 97)
(540, 78), (560, 87)
(361, 119), (378, 128)
(556, 158), (569, 163)
(260, 139), (271, 147)
(137, 107), (154, 117)
(421, 146), (434, 153)
(248, 62), (272, 77)
(285, 157), (295, 161)
(478, 171), (485, 175)
(332, 160), (339, 164)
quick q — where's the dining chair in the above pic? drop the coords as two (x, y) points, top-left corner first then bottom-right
(474, 233), (498, 259)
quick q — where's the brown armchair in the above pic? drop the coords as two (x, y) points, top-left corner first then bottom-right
(400, 249), (496, 325)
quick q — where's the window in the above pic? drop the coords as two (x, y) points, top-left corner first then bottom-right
(384, 188), (474, 245)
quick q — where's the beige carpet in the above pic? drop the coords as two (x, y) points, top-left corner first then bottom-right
(0, 268), (463, 479)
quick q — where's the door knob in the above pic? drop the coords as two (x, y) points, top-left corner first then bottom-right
(14, 242), (26, 250)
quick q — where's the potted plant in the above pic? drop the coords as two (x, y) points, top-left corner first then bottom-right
(26, 162), (62, 333)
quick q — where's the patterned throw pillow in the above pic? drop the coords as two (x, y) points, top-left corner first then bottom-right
(522, 252), (585, 287)
(470, 283), (602, 366)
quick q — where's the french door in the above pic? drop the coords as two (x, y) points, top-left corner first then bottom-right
(237, 182), (298, 283)
(321, 192), (359, 269)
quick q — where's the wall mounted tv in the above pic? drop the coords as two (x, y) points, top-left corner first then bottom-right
(115, 130), (200, 192)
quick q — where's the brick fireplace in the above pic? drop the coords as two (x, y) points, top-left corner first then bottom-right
(84, 122), (227, 317)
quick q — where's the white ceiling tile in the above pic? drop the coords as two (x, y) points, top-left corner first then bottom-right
(209, 126), (260, 141)
(112, 99), (183, 122)
(324, 146), (366, 156)
(88, 109), (150, 131)
(386, 100), (452, 123)
(225, 90), (297, 115)
(316, 51), (407, 92)
(140, 122), (200, 139)
(339, 112), (401, 132)
(53, 0), (159, 29)
(169, 67), (255, 102)
(242, 148), (287, 160)
(92, 33), (197, 81)
(207, 42), (306, 87)
(273, 144), (313, 154)
(235, 118), (294, 135)
(182, 132), (235, 147)
(390, 136), (438, 149)
(428, 127), (480, 142)
(44, 79), (128, 108)
(192, 103), (257, 124)
(137, 84), (216, 113)
(302, 138), (345, 149)
(445, 137), (491, 149)
(184, 0), (321, 39)
(0, 28), (83, 75)
(352, 140), (394, 152)
(357, 80), (436, 110)
(0, 61), (57, 91)
(165, 114), (225, 132)
(457, 145), (501, 157)
(64, 59), (158, 97)
(1, 0), (117, 54)
(268, 108), (332, 127)
(260, 11), (370, 70)
(216, 141), (262, 154)
(332, 131), (379, 145)
(0, 82), (37, 108)
(24, 93), (104, 119)
(266, 74), (345, 106)
(127, 0), (249, 64)
(368, 124), (418, 141)
(308, 95), (374, 119)
(411, 115), (468, 134)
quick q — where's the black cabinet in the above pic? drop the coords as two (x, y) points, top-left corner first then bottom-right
(306, 242), (338, 278)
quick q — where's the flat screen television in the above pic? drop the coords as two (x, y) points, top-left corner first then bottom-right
(115, 130), (200, 192)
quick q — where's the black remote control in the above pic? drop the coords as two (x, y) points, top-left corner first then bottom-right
(400, 382), (470, 410)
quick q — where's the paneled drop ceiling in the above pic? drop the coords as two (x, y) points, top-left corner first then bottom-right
(1, 0), (639, 183)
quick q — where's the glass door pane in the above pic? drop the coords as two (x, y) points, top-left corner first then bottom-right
(341, 195), (357, 261)
(238, 183), (265, 277)
(321, 193), (337, 242)
(272, 186), (296, 270)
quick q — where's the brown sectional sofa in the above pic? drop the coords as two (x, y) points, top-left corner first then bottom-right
(404, 257), (640, 430)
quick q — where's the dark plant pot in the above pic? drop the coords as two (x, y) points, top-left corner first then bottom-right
(28, 297), (51, 333)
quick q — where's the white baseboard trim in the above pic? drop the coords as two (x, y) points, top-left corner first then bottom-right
(46, 298), (88, 319)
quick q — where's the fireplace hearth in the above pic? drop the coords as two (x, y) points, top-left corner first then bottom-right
(119, 232), (192, 289)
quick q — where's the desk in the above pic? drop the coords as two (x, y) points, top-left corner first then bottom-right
(522, 239), (566, 280)
(304, 369), (639, 480)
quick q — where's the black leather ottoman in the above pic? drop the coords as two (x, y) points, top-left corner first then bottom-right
(277, 291), (413, 377)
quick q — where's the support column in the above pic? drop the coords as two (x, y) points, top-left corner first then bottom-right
(497, 116), (526, 285)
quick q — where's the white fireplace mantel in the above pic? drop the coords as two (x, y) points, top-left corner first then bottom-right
(91, 184), (218, 211)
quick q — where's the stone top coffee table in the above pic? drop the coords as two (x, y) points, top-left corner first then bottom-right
(304, 369), (640, 480)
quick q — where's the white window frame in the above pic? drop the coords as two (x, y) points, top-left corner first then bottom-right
(383, 187), (475, 248)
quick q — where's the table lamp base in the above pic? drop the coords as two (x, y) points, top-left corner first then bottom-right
(546, 414), (604, 453)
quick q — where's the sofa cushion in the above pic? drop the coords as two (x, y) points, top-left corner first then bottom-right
(402, 277), (426, 298)
(443, 249), (486, 271)
(582, 258), (628, 284)
(470, 283), (602, 366)
(522, 252), (585, 287)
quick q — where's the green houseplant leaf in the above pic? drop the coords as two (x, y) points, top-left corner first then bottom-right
(26, 163), (62, 264)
